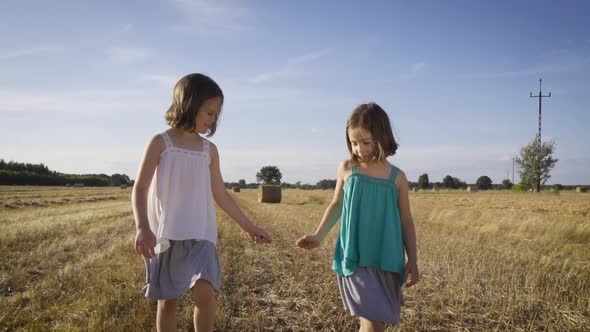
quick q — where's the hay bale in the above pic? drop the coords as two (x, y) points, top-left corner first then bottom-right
(575, 187), (587, 193)
(411, 187), (417, 193)
(467, 186), (478, 192)
(233, 186), (241, 193)
(258, 184), (281, 203)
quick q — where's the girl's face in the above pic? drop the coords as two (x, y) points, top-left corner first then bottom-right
(195, 97), (222, 134)
(348, 127), (377, 162)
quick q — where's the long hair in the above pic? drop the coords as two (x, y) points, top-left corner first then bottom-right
(164, 73), (224, 136)
(346, 102), (398, 165)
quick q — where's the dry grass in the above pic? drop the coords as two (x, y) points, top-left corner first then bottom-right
(0, 186), (588, 331)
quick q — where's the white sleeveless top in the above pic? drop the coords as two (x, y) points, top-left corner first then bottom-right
(147, 131), (217, 253)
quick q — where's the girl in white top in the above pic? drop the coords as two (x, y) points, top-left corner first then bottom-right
(132, 73), (272, 332)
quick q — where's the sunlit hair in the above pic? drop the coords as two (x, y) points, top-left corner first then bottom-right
(164, 73), (223, 137)
(346, 102), (398, 165)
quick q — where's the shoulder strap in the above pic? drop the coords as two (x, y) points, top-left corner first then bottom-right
(202, 138), (210, 155)
(351, 165), (359, 174)
(389, 165), (399, 182)
(161, 132), (173, 149)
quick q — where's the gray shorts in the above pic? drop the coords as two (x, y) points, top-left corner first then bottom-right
(337, 266), (404, 324)
(143, 239), (221, 300)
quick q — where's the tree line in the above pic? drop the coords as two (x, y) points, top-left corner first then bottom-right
(229, 165), (507, 191)
(3, 136), (565, 190)
(0, 160), (133, 187)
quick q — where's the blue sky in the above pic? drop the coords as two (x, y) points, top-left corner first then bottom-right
(1, 0), (589, 185)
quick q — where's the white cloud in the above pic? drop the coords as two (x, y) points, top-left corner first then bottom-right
(287, 49), (330, 65)
(540, 49), (569, 58)
(387, 62), (427, 81)
(140, 74), (180, 88)
(222, 82), (303, 106)
(119, 23), (134, 33)
(171, 0), (256, 32)
(463, 63), (581, 80)
(249, 49), (330, 83)
(0, 88), (166, 114)
(106, 47), (151, 64)
(0, 45), (63, 59)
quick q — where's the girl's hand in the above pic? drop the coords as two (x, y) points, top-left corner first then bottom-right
(296, 234), (321, 250)
(404, 259), (420, 287)
(247, 225), (272, 244)
(134, 227), (157, 258)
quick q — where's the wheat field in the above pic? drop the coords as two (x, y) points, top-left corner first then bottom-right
(0, 186), (589, 331)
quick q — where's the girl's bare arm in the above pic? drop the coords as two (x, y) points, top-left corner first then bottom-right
(209, 142), (272, 243)
(131, 134), (164, 257)
(296, 160), (346, 249)
(396, 170), (420, 286)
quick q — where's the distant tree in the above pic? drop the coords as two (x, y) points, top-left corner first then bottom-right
(476, 176), (493, 190)
(238, 179), (246, 188)
(454, 177), (467, 189)
(442, 175), (453, 188)
(256, 166), (282, 185)
(0, 159), (112, 186)
(418, 173), (429, 189)
(442, 175), (465, 189)
(316, 179), (337, 190)
(111, 174), (131, 186)
(515, 138), (558, 192)
(512, 183), (526, 192)
(501, 179), (513, 190)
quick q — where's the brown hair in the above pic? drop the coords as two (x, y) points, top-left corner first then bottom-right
(346, 102), (398, 165)
(164, 73), (224, 136)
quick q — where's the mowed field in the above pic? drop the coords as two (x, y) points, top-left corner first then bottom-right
(1, 186), (589, 331)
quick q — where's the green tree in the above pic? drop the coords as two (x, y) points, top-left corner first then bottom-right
(515, 138), (558, 192)
(442, 175), (465, 189)
(418, 173), (429, 189)
(111, 174), (131, 186)
(256, 166), (282, 185)
(476, 176), (493, 190)
(238, 179), (246, 188)
(501, 179), (513, 190)
(316, 179), (337, 189)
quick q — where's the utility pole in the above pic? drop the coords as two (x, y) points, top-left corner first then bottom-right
(530, 78), (551, 192)
(512, 154), (515, 184)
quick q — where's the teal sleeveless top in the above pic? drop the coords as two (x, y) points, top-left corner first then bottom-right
(332, 164), (405, 282)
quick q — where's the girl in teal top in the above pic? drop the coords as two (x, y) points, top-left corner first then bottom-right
(297, 102), (419, 331)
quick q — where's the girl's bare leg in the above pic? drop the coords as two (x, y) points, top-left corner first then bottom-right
(157, 299), (177, 332)
(359, 317), (385, 332)
(191, 280), (216, 331)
